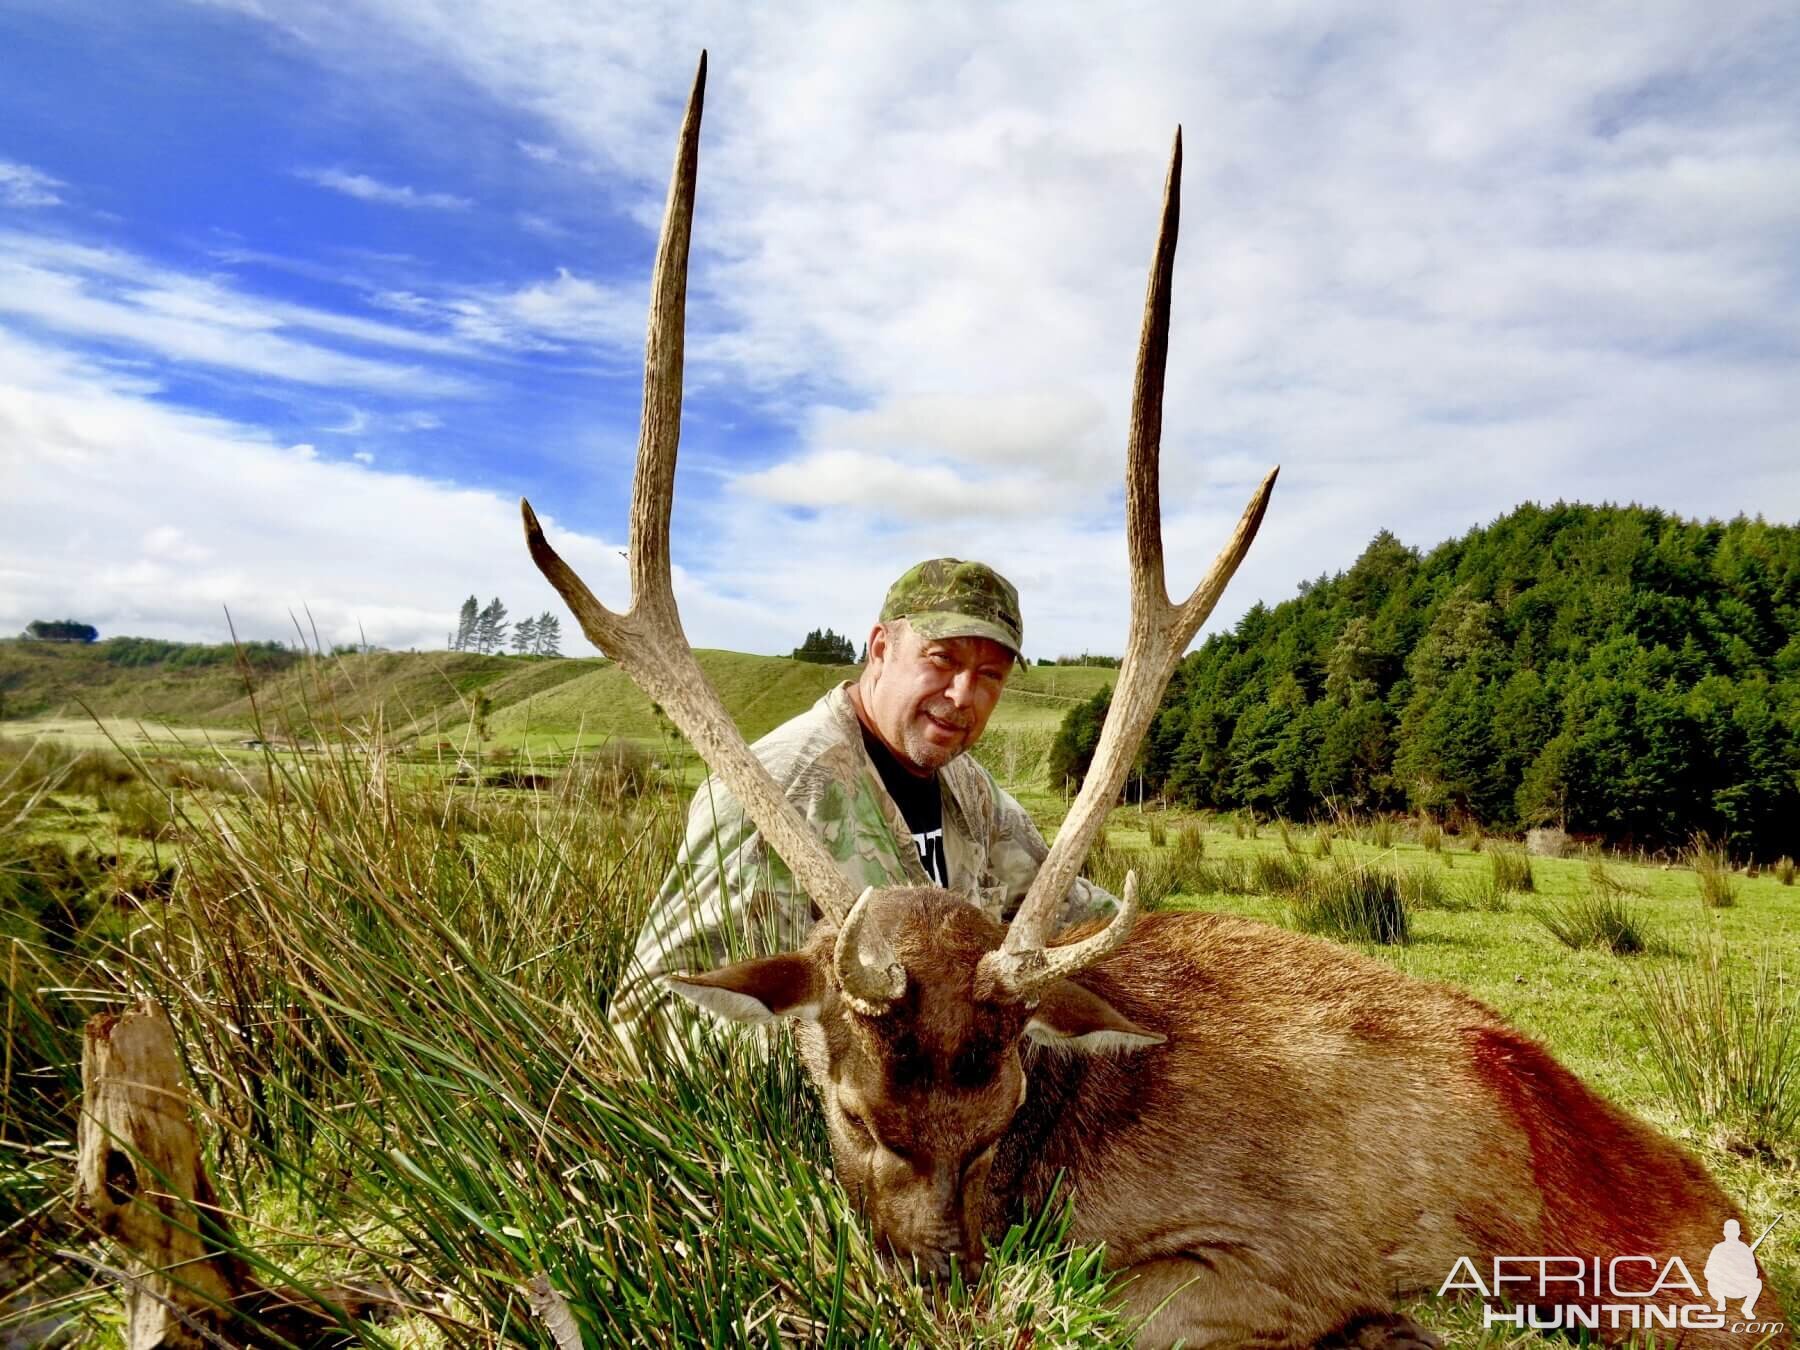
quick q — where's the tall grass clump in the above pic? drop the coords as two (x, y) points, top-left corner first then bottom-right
(1366, 817), (1395, 850)
(1312, 826), (1334, 860)
(1586, 856), (1645, 897)
(1416, 817), (1443, 853)
(1489, 846), (1535, 893)
(1277, 818), (1299, 856)
(1533, 891), (1650, 956)
(25, 712), (1132, 1345)
(1399, 865), (1447, 910)
(1291, 863), (1410, 946)
(1688, 834), (1739, 908)
(1776, 856), (1797, 886)
(1460, 874), (1512, 912)
(1250, 851), (1311, 897)
(1634, 942), (1800, 1153)
(1173, 821), (1206, 863)
(1145, 813), (1168, 848)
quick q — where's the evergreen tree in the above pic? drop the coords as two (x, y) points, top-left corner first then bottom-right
(536, 612), (562, 657)
(512, 615), (538, 655)
(476, 597), (508, 654)
(1049, 503), (1800, 857)
(454, 595), (479, 651)
(792, 627), (856, 664)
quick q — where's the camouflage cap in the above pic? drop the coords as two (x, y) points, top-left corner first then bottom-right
(879, 558), (1023, 658)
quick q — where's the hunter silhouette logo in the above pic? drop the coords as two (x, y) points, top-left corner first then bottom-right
(1706, 1216), (1779, 1319)
(1439, 1213), (1788, 1338)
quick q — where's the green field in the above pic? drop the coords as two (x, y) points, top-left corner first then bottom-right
(3, 662), (1796, 1346)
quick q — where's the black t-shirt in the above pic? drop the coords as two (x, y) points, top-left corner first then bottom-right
(859, 723), (948, 886)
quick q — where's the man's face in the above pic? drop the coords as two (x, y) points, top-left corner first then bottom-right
(860, 621), (1013, 774)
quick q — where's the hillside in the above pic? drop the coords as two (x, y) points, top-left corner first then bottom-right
(1052, 502), (1800, 857)
(0, 638), (1114, 752)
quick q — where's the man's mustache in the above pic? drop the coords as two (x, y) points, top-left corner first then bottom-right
(923, 703), (972, 730)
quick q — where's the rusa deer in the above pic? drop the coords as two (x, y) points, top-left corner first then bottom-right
(524, 54), (1786, 1349)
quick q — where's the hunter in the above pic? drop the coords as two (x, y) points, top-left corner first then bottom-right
(611, 557), (1119, 1054)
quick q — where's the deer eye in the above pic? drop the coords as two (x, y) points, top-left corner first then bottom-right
(838, 1106), (874, 1144)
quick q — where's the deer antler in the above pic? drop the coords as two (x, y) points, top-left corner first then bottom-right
(981, 129), (1278, 1001)
(522, 53), (860, 926)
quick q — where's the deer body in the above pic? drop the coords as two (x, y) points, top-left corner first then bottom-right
(524, 56), (1782, 1347)
(710, 889), (1769, 1348)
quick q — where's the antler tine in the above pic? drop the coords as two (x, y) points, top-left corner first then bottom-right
(984, 128), (1278, 999)
(523, 52), (860, 926)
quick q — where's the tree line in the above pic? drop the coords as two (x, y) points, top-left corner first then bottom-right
(1049, 502), (1799, 859)
(449, 596), (563, 656)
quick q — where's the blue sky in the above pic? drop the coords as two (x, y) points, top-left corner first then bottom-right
(3, 2), (1797, 656)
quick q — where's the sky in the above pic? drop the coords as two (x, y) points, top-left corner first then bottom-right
(2, 2), (1797, 659)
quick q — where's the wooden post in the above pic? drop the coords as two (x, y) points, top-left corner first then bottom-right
(76, 1002), (248, 1349)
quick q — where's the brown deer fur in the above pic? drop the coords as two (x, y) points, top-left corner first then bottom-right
(675, 890), (1788, 1348)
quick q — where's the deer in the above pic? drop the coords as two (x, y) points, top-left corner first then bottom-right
(523, 54), (1787, 1349)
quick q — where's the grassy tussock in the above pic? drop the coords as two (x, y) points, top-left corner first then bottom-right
(1776, 856), (1797, 886)
(1249, 851), (1311, 897)
(1145, 814), (1168, 848)
(1488, 846), (1535, 893)
(1532, 891), (1651, 956)
(1416, 817), (1443, 853)
(1311, 826), (1334, 860)
(1365, 817), (1395, 850)
(1398, 865), (1448, 910)
(1290, 863), (1410, 946)
(1688, 834), (1739, 908)
(13, 727), (1131, 1345)
(1633, 942), (1800, 1153)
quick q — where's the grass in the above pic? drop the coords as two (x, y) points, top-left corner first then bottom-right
(1489, 845), (1535, 893)
(1634, 940), (1800, 1154)
(1689, 833), (1740, 908)
(1290, 862), (1410, 945)
(1531, 890), (1652, 956)
(6, 690), (1800, 1344)
(1778, 856), (1797, 887)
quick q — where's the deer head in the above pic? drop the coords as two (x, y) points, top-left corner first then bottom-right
(524, 53), (1276, 1279)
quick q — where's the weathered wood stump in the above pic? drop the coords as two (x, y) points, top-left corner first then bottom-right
(76, 1002), (249, 1349)
(76, 1002), (403, 1347)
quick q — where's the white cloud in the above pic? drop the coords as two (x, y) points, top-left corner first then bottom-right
(0, 229), (476, 394)
(735, 448), (1056, 519)
(374, 268), (642, 350)
(13, 3), (1800, 656)
(296, 167), (472, 211)
(0, 161), (64, 209)
(517, 140), (560, 163)
(0, 328), (776, 651)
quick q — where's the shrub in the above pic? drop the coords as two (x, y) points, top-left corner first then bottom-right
(1533, 892), (1649, 956)
(1525, 827), (1570, 858)
(1687, 834), (1738, 909)
(1250, 851), (1311, 897)
(1776, 857), (1797, 886)
(1292, 864), (1410, 945)
(1634, 942), (1800, 1152)
(1489, 846), (1534, 893)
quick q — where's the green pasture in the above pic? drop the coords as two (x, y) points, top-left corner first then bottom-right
(2, 714), (1796, 1346)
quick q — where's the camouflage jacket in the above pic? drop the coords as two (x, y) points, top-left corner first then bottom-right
(612, 683), (1116, 1048)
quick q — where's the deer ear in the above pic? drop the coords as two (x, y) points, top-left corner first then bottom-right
(1025, 980), (1164, 1054)
(663, 955), (822, 1025)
